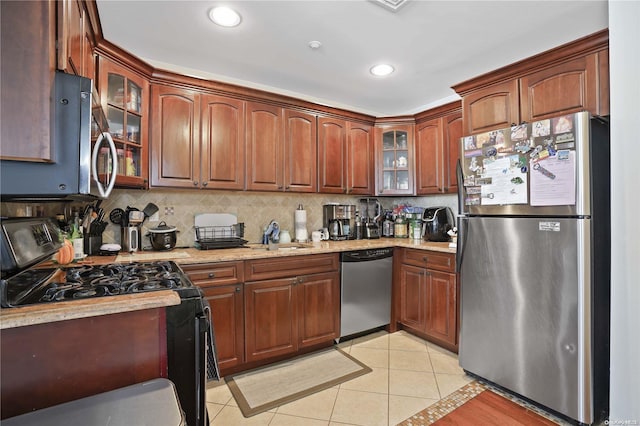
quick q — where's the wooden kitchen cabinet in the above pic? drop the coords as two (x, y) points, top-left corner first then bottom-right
(284, 109), (317, 193)
(397, 249), (458, 352)
(318, 117), (373, 195)
(346, 122), (375, 195)
(57, 0), (95, 80)
(0, 0), (56, 162)
(454, 30), (609, 135)
(150, 85), (200, 188)
(415, 102), (462, 195)
(150, 87), (246, 190)
(182, 262), (245, 374)
(246, 103), (317, 192)
(244, 254), (340, 363)
(98, 56), (149, 188)
(201, 94), (246, 190)
(375, 124), (415, 196)
(318, 116), (347, 193)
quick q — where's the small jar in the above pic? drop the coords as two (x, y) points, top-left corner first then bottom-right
(394, 216), (408, 238)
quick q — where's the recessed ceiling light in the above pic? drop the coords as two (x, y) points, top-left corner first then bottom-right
(370, 64), (395, 77)
(209, 6), (241, 27)
(308, 40), (322, 50)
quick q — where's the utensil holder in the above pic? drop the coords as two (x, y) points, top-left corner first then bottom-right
(84, 235), (103, 255)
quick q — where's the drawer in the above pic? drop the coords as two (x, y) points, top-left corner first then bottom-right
(402, 248), (455, 273)
(245, 253), (339, 281)
(182, 261), (244, 287)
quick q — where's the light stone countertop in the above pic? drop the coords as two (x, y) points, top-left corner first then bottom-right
(1, 239), (455, 330)
(114, 238), (456, 265)
(0, 290), (181, 330)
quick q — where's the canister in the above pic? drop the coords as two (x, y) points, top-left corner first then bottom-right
(394, 216), (408, 238)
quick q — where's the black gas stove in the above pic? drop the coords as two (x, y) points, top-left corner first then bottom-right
(0, 217), (218, 426)
(1, 260), (200, 308)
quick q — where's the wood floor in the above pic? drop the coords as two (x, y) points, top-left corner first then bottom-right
(433, 390), (558, 425)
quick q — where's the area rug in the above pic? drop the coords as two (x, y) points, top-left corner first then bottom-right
(227, 347), (371, 417)
(398, 381), (567, 425)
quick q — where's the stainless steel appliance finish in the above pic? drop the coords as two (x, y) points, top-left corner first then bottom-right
(422, 206), (455, 242)
(323, 204), (355, 240)
(457, 112), (610, 425)
(359, 198), (383, 239)
(339, 248), (393, 338)
(0, 72), (117, 201)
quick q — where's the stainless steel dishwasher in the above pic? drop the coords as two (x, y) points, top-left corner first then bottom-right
(340, 248), (394, 339)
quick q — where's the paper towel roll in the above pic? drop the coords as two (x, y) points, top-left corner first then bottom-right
(294, 208), (308, 242)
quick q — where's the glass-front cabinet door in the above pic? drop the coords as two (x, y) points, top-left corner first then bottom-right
(97, 56), (149, 188)
(376, 125), (415, 195)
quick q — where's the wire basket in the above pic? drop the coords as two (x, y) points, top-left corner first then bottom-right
(195, 223), (244, 241)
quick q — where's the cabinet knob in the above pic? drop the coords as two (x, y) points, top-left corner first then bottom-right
(235, 286), (241, 292)
(208, 272), (215, 278)
(285, 185), (290, 190)
(202, 182), (208, 187)
(278, 185), (283, 190)
(292, 278), (298, 285)
(193, 181), (199, 186)
(298, 277), (305, 284)
(422, 256), (428, 262)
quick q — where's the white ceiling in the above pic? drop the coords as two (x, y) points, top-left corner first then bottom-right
(96, 0), (608, 117)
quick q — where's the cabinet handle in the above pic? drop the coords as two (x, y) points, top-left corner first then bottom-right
(510, 123), (517, 127)
(208, 272), (215, 278)
(193, 181), (199, 186)
(235, 286), (241, 292)
(422, 256), (428, 262)
(285, 185), (290, 190)
(292, 278), (298, 285)
(298, 277), (305, 284)
(278, 185), (283, 190)
(202, 182), (208, 187)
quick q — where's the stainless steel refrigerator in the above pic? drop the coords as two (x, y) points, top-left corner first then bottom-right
(456, 111), (610, 425)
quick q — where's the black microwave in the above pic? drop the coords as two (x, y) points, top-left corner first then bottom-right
(0, 71), (117, 201)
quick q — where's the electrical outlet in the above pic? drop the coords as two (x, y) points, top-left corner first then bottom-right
(164, 206), (174, 216)
(149, 212), (160, 222)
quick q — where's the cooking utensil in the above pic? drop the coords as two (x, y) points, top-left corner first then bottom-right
(142, 203), (159, 223)
(109, 208), (125, 225)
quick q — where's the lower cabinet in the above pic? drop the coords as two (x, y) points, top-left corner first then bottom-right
(244, 255), (340, 363)
(397, 249), (458, 352)
(182, 261), (245, 374)
(183, 254), (340, 374)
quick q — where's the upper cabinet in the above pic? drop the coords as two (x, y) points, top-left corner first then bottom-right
(453, 30), (609, 135)
(317, 117), (374, 195)
(374, 124), (415, 196)
(414, 102), (462, 195)
(318, 117), (347, 194)
(284, 109), (317, 193)
(1, 0), (56, 162)
(345, 122), (374, 195)
(98, 56), (149, 188)
(57, 0), (95, 80)
(201, 94), (246, 190)
(246, 103), (317, 193)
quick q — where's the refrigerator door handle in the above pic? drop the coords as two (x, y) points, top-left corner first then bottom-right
(456, 159), (465, 216)
(456, 216), (467, 273)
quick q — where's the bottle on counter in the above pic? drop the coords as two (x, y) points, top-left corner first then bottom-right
(354, 212), (363, 240)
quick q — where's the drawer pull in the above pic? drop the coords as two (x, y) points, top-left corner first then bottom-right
(235, 286), (241, 292)
(422, 257), (428, 262)
(208, 272), (215, 278)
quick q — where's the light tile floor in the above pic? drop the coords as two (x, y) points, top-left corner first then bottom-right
(206, 330), (473, 426)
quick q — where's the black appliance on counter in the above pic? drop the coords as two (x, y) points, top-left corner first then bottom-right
(422, 206), (455, 242)
(0, 217), (219, 426)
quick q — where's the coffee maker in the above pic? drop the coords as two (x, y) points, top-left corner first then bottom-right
(322, 204), (355, 240)
(359, 198), (382, 239)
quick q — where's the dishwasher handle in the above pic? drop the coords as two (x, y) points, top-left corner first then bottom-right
(340, 248), (394, 262)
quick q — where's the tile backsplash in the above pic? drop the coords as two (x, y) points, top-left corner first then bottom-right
(2, 188), (457, 249)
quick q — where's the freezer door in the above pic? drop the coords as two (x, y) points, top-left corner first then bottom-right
(458, 216), (593, 423)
